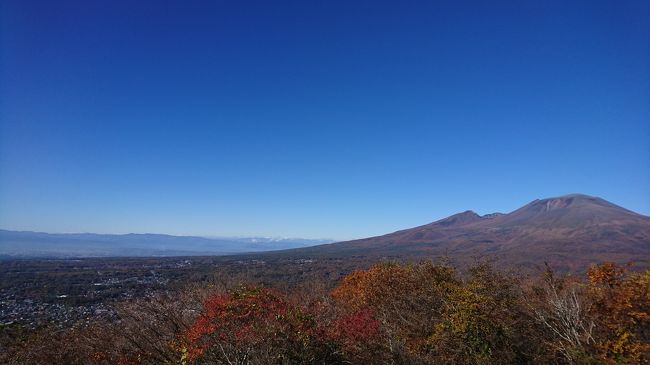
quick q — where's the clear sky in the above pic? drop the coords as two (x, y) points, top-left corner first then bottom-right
(1, 0), (648, 240)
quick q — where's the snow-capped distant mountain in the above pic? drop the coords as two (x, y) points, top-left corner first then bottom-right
(0, 230), (334, 259)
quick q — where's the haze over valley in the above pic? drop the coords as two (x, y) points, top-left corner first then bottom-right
(0, 231), (332, 258)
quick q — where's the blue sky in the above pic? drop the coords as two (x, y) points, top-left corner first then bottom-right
(1, 0), (648, 240)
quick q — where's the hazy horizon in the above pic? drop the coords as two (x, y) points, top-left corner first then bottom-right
(2, 1), (649, 239)
(0, 191), (645, 243)
(0, 192), (646, 241)
(0, 227), (336, 242)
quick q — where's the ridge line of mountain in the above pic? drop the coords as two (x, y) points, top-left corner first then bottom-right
(280, 193), (650, 272)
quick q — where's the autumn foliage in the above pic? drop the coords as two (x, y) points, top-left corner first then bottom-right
(3, 261), (649, 364)
(331, 261), (539, 364)
(182, 285), (340, 364)
(587, 263), (650, 363)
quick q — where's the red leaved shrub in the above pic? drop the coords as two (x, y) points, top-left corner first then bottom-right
(183, 285), (342, 364)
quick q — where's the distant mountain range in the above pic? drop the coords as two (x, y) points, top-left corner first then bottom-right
(288, 194), (650, 271)
(0, 231), (333, 258)
(2, 194), (649, 270)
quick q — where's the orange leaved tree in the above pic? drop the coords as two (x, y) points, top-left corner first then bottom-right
(588, 263), (650, 363)
(331, 261), (540, 364)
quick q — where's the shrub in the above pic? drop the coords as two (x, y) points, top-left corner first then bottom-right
(183, 285), (342, 364)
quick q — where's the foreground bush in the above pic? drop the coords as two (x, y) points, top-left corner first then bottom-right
(588, 264), (650, 363)
(332, 261), (546, 364)
(182, 285), (342, 364)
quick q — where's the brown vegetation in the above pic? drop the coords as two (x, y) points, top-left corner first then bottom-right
(2, 260), (648, 364)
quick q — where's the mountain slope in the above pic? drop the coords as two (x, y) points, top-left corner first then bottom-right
(294, 194), (650, 271)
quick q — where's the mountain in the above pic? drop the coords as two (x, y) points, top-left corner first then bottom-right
(0, 231), (332, 258)
(3, 194), (648, 270)
(291, 194), (650, 271)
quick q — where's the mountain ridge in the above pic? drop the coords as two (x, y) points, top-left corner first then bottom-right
(0, 230), (333, 258)
(2, 194), (648, 270)
(288, 194), (650, 271)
